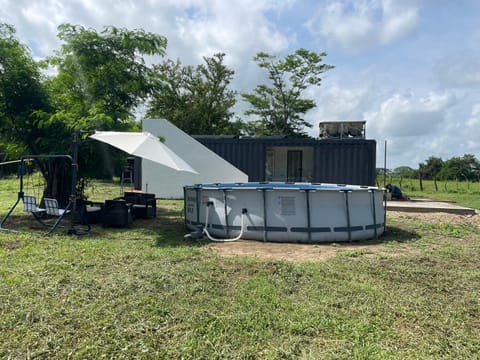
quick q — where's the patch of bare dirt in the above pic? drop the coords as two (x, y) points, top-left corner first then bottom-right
(206, 240), (383, 262)
(387, 210), (480, 227)
(1, 238), (25, 250)
(205, 211), (479, 262)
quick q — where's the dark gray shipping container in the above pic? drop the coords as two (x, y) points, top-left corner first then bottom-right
(193, 136), (377, 186)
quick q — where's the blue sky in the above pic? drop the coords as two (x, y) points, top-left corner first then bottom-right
(1, 0), (479, 169)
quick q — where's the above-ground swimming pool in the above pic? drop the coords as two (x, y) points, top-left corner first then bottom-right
(184, 182), (385, 243)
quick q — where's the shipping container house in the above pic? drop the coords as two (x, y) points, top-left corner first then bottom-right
(192, 136), (377, 186)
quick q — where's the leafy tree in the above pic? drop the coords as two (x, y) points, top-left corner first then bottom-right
(0, 23), (57, 158)
(391, 166), (416, 188)
(1, 23), (171, 205)
(242, 49), (334, 137)
(0, 24), (74, 204)
(47, 23), (167, 131)
(147, 53), (240, 135)
(46, 24), (168, 185)
(422, 156), (443, 191)
(392, 166), (416, 179)
(438, 154), (479, 181)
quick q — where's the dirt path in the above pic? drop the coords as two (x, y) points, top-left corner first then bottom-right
(206, 239), (384, 262)
(205, 211), (479, 262)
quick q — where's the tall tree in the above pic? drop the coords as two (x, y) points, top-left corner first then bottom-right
(47, 23), (167, 131)
(423, 156), (443, 191)
(418, 162), (426, 191)
(242, 49), (334, 137)
(438, 154), (479, 181)
(0, 23), (56, 159)
(46, 24), (168, 184)
(0, 24), (74, 205)
(147, 53), (240, 135)
(392, 166), (416, 179)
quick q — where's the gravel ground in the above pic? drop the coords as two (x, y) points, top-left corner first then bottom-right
(387, 210), (480, 227)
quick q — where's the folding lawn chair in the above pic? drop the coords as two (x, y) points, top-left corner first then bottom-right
(43, 198), (71, 234)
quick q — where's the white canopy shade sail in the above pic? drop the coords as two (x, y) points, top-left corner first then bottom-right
(89, 131), (197, 173)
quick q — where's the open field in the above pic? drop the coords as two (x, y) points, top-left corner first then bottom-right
(379, 177), (480, 210)
(0, 178), (479, 359)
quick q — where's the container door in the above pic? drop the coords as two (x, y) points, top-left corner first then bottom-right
(287, 150), (303, 182)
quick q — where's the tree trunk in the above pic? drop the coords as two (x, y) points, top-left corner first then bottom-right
(41, 158), (72, 208)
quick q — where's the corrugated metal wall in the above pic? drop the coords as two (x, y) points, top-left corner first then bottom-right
(313, 140), (376, 186)
(194, 137), (377, 186)
(196, 137), (266, 181)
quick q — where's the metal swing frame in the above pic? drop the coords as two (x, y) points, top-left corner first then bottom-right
(0, 154), (90, 235)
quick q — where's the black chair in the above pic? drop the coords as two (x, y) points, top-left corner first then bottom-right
(123, 192), (156, 219)
(76, 199), (104, 225)
(102, 199), (133, 227)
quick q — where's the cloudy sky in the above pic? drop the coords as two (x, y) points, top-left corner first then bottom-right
(1, 0), (480, 168)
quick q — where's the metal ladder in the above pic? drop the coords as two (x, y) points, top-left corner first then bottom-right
(120, 166), (133, 193)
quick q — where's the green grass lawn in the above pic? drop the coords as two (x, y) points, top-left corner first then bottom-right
(1, 177), (479, 359)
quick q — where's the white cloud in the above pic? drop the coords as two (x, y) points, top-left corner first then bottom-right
(2, 0), (290, 56)
(305, 83), (373, 136)
(363, 90), (480, 168)
(466, 104), (480, 128)
(173, 0), (290, 63)
(1, 0), (293, 94)
(307, 0), (421, 52)
(367, 91), (456, 138)
(459, 103), (480, 154)
(381, 0), (419, 44)
(434, 51), (480, 88)
(306, 80), (464, 167)
(165, 0), (293, 93)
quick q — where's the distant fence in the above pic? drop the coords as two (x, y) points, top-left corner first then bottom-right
(377, 177), (480, 194)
